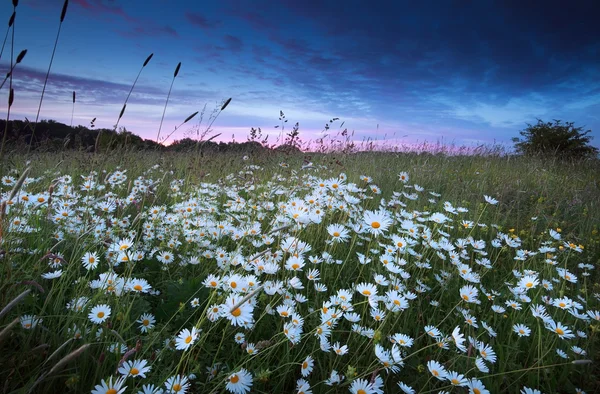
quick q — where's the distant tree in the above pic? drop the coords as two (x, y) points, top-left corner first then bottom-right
(512, 119), (598, 160)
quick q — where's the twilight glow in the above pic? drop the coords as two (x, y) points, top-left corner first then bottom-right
(1, 0), (599, 148)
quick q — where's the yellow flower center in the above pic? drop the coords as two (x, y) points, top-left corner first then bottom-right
(371, 221), (380, 229)
(130, 368), (139, 375)
(231, 282), (237, 288)
(143, 319), (149, 326)
(292, 263), (300, 270)
(230, 375), (239, 384)
(358, 390), (366, 394)
(185, 336), (193, 344)
(362, 290), (371, 296)
(172, 383), (182, 392)
(106, 389), (117, 394)
(134, 284), (143, 291)
(97, 312), (105, 318)
(231, 308), (241, 317)
(555, 328), (564, 335)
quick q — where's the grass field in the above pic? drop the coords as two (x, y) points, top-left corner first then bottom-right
(0, 150), (598, 394)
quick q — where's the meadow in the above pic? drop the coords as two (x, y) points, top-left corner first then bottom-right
(0, 149), (598, 394)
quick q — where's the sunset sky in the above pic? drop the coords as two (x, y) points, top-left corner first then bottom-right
(1, 0), (599, 149)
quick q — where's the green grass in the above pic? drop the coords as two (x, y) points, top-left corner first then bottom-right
(0, 150), (598, 394)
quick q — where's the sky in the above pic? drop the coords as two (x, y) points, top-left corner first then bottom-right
(1, 0), (599, 150)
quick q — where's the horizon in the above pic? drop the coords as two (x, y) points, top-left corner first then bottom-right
(1, 0), (599, 148)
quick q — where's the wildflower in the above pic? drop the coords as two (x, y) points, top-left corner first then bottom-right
(296, 378), (311, 394)
(175, 327), (200, 351)
(545, 320), (575, 339)
(513, 323), (531, 337)
(447, 370), (468, 386)
(427, 360), (448, 381)
(520, 387), (542, 394)
(118, 359), (151, 378)
(332, 342), (348, 356)
(398, 381), (415, 394)
(398, 172), (409, 183)
(350, 378), (375, 394)
(424, 325), (442, 339)
(451, 326), (466, 352)
(518, 275), (539, 290)
(468, 379), (490, 394)
(475, 357), (489, 373)
(20, 315), (42, 329)
(91, 376), (127, 394)
(363, 209), (392, 236)
(484, 195), (498, 205)
(356, 282), (377, 297)
(82, 251), (100, 270)
(300, 355), (314, 377)
(478, 343), (497, 363)
(221, 294), (254, 327)
(89, 304), (111, 324)
(164, 374), (190, 393)
(226, 368), (253, 394)
(137, 313), (156, 333)
(327, 223), (350, 243)
(459, 285), (479, 303)
(127, 278), (152, 293)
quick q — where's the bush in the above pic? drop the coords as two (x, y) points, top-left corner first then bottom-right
(512, 119), (598, 160)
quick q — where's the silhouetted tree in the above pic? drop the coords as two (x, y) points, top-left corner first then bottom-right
(512, 119), (598, 160)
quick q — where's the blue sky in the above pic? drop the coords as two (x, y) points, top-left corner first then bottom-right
(1, 0), (599, 149)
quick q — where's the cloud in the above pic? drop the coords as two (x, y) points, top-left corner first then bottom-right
(185, 11), (221, 29)
(71, 0), (137, 23)
(223, 35), (243, 52)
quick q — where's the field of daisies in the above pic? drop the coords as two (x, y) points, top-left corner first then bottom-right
(0, 151), (598, 394)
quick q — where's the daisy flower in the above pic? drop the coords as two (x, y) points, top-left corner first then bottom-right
(118, 359), (151, 378)
(459, 285), (479, 303)
(427, 360), (448, 381)
(483, 195), (498, 205)
(226, 368), (253, 394)
(82, 251), (100, 270)
(89, 304), (111, 324)
(175, 327), (200, 350)
(327, 223), (350, 243)
(520, 387), (542, 394)
(164, 374), (190, 393)
(545, 320), (575, 339)
(295, 379), (311, 394)
(398, 172), (409, 183)
(363, 209), (392, 236)
(447, 370), (468, 386)
(91, 376), (126, 394)
(350, 378), (374, 394)
(20, 315), (42, 329)
(451, 326), (466, 352)
(332, 342), (348, 356)
(137, 313), (156, 333)
(468, 379), (490, 394)
(300, 355), (314, 377)
(424, 325), (442, 339)
(221, 294), (254, 327)
(356, 282), (377, 297)
(518, 275), (539, 290)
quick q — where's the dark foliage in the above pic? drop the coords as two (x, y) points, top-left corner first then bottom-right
(512, 119), (598, 160)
